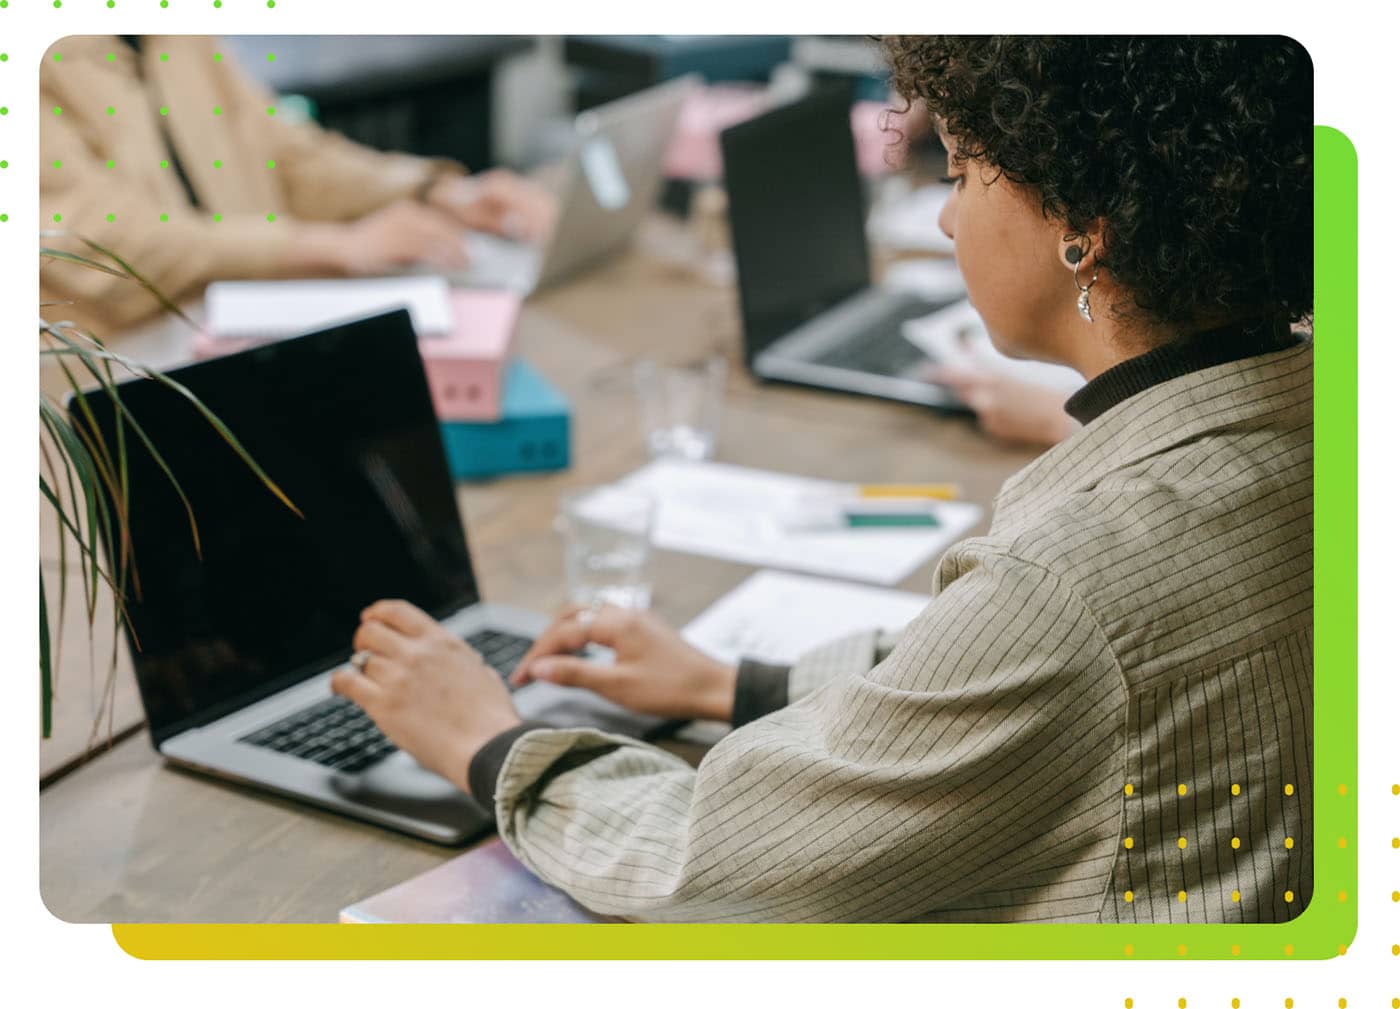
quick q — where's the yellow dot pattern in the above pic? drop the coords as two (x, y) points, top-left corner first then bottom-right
(1230, 944), (1240, 956)
(1123, 890), (1134, 903)
(1232, 1001), (1240, 1009)
(1177, 836), (1188, 850)
(1232, 836), (1242, 849)
(1284, 783), (1294, 796)
(1284, 836), (1293, 849)
(1232, 889), (1241, 902)
(1231, 783), (1241, 796)
(1123, 837), (1134, 849)
(1178, 783), (1188, 796)
(1124, 783), (1134, 796)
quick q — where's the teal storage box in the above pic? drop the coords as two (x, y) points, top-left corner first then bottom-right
(439, 358), (571, 480)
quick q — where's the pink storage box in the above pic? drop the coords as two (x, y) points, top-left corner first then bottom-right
(193, 289), (519, 421)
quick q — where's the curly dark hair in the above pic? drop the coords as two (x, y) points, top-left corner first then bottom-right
(881, 36), (1313, 330)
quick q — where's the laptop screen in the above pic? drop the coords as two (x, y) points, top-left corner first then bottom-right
(721, 83), (871, 362)
(72, 311), (479, 744)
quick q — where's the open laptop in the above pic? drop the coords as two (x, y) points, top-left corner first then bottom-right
(720, 83), (963, 409)
(455, 74), (698, 294)
(71, 310), (663, 844)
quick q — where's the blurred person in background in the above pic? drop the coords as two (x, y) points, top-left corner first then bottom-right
(40, 36), (554, 336)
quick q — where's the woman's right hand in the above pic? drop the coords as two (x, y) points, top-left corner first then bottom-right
(288, 200), (469, 276)
(511, 605), (738, 723)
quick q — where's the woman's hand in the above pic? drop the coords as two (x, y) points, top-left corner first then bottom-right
(330, 599), (521, 788)
(286, 200), (468, 277)
(425, 169), (558, 243)
(927, 361), (1081, 447)
(511, 606), (738, 723)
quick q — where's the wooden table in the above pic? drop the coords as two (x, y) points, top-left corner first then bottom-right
(38, 217), (1040, 923)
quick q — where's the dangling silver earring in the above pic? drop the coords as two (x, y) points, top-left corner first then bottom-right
(1067, 248), (1099, 323)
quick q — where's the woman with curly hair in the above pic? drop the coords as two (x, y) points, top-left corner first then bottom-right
(332, 37), (1314, 923)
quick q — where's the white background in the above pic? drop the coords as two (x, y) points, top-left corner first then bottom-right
(2, 2), (1387, 1006)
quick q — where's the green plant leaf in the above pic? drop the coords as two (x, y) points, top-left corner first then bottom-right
(70, 234), (198, 330)
(39, 569), (52, 739)
(39, 246), (130, 280)
(45, 337), (302, 520)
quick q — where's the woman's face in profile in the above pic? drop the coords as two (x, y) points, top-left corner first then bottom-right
(935, 122), (1074, 366)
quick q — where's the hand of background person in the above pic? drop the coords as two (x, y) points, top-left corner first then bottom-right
(511, 605), (738, 723)
(330, 599), (521, 788)
(334, 199), (469, 275)
(926, 361), (1081, 447)
(425, 169), (559, 243)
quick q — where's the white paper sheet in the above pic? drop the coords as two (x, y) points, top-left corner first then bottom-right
(204, 275), (455, 340)
(681, 570), (930, 667)
(611, 460), (981, 585)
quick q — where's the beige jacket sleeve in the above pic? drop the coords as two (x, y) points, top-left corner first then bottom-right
(492, 550), (1125, 922)
(225, 64), (465, 223)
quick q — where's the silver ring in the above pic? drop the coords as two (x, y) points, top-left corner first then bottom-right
(349, 649), (372, 672)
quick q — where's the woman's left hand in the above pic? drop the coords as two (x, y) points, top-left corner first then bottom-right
(330, 599), (521, 789)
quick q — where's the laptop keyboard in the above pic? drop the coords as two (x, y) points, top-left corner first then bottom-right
(239, 628), (535, 774)
(811, 308), (934, 377)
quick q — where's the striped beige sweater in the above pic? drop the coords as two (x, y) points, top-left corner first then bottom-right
(491, 341), (1313, 923)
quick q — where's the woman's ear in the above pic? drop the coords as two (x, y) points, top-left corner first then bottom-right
(1060, 221), (1107, 272)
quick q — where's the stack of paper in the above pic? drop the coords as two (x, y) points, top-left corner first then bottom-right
(605, 460), (981, 585)
(204, 275), (455, 341)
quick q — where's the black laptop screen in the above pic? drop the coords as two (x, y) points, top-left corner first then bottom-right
(721, 83), (872, 362)
(72, 311), (479, 743)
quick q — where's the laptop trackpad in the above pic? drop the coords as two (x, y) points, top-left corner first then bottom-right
(515, 681), (667, 738)
(328, 754), (493, 833)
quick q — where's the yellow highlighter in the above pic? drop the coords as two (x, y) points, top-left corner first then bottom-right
(856, 483), (962, 501)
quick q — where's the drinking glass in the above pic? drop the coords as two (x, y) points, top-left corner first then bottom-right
(633, 356), (727, 461)
(557, 486), (656, 610)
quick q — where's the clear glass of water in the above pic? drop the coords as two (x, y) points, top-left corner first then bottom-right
(557, 486), (655, 610)
(634, 356), (727, 461)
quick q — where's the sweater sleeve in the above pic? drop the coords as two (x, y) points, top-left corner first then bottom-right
(491, 551), (1125, 922)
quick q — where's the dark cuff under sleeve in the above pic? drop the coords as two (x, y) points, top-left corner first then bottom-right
(731, 658), (792, 729)
(468, 721), (553, 808)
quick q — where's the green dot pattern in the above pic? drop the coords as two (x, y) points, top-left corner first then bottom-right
(0, 54), (8, 62)
(53, 213), (62, 223)
(1, 108), (9, 117)
(213, 106), (222, 116)
(160, 159), (169, 169)
(106, 53), (116, 62)
(53, 107), (62, 116)
(160, 53), (169, 63)
(267, 53), (277, 63)
(159, 106), (168, 116)
(106, 213), (115, 222)
(215, 53), (223, 62)
(213, 160), (222, 169)
(266, 106), (277, 116)
(53, 160), (62, 169)
(106, 159), (115, 169)
(213, 213), (223, 223)
(107, 0), (115, 7)
(0, 214), (8, 223)
(161, 0), (168, 6)
(267, 159), (276, 169)
(0, 160), (7, 169)
(159, 213), (169, 222)
(106, 106), (115, 116)
(53, 54), (62, 63)
(266, 213), (276, 222)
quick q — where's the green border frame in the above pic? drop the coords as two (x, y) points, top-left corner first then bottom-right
(108, 126), (1356, 961)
